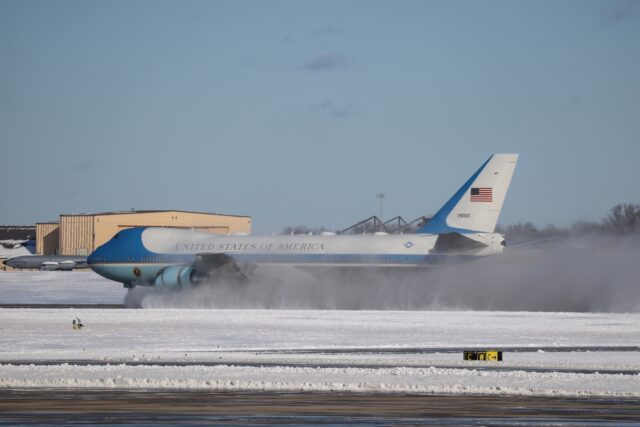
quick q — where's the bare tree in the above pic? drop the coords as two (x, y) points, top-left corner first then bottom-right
(283, 203), (639, 239)
(602, 204), (640, 235)
(498, 222), (540, 241)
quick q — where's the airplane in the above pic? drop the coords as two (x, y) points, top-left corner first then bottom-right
(88, 154), (518, 289)
(3, 255), (88, 271)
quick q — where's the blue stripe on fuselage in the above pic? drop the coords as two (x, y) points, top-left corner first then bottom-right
(88, 227), (475, 286)
(88, 228), (433, 266)
(92, 252), (430, 266)
(89, 252), (475, 285)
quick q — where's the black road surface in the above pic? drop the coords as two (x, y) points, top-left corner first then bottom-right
(0, 389), (639, 426)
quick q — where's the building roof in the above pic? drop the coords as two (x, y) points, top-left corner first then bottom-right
(0, 226), (36, 240)
(59, 210), (251, 218)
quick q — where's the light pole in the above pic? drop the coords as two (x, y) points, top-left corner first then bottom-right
(376, 193), (385, 231)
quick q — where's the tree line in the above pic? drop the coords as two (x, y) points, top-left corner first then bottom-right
(496, 203), (640, 241)
(282, 203), (640, 238)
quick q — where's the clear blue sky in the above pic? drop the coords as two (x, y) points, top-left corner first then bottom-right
(1, 0), (639, 233)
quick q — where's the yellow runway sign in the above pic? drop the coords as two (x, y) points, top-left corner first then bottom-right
(463, 350), (503, 361)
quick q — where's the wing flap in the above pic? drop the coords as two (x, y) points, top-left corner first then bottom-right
(195, 252), (250, 284)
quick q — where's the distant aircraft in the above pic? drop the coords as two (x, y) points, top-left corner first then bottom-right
(3, 255), (88, 271)
(88, 154), (518, 289)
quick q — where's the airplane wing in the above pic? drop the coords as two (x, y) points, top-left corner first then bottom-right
(196, 253), (236, 269)
(195, 253), (251, 284)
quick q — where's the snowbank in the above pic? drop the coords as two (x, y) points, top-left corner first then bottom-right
(0, 363), (638, 397)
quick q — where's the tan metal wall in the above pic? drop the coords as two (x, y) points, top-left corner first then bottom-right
(56, 211), (251, 256)
(93, 211), (251, 249)
(36, 223), (60, 255)
(0, 260), (17, 272)
(59, 215), (94, 256)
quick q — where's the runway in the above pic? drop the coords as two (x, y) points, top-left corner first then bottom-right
(1, 389), (639, 425)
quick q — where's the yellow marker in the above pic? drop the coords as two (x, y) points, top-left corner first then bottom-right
(462, 350), (502, 361)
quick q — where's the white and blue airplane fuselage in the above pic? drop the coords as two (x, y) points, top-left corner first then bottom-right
(88, 154), (518, 289)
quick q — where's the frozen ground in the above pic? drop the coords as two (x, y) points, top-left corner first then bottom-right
(0, 270), (126, 304)
(0, 271), (638, 397)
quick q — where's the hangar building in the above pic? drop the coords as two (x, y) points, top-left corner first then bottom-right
(36, 210), (251, 256)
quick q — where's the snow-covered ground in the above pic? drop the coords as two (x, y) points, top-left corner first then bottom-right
(0, 271), (638, 397)
(0, 270), (126, 304)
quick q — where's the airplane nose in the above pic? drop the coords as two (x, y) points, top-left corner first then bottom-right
(87, 247), (112, 279)
(87, 243), (107, 266)
(87, 247), (104, 268)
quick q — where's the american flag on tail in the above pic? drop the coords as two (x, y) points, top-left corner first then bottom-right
(470, 187), (492, 202)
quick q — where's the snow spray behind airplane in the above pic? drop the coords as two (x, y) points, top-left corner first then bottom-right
(125, 235), (640, 312)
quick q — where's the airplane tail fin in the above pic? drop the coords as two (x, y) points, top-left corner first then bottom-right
(416, 154), (519, 234)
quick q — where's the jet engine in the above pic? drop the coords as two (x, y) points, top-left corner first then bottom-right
(59, 260), (76, 271)
(151, 254), (249, 289)
(153, 265), (206, 289)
